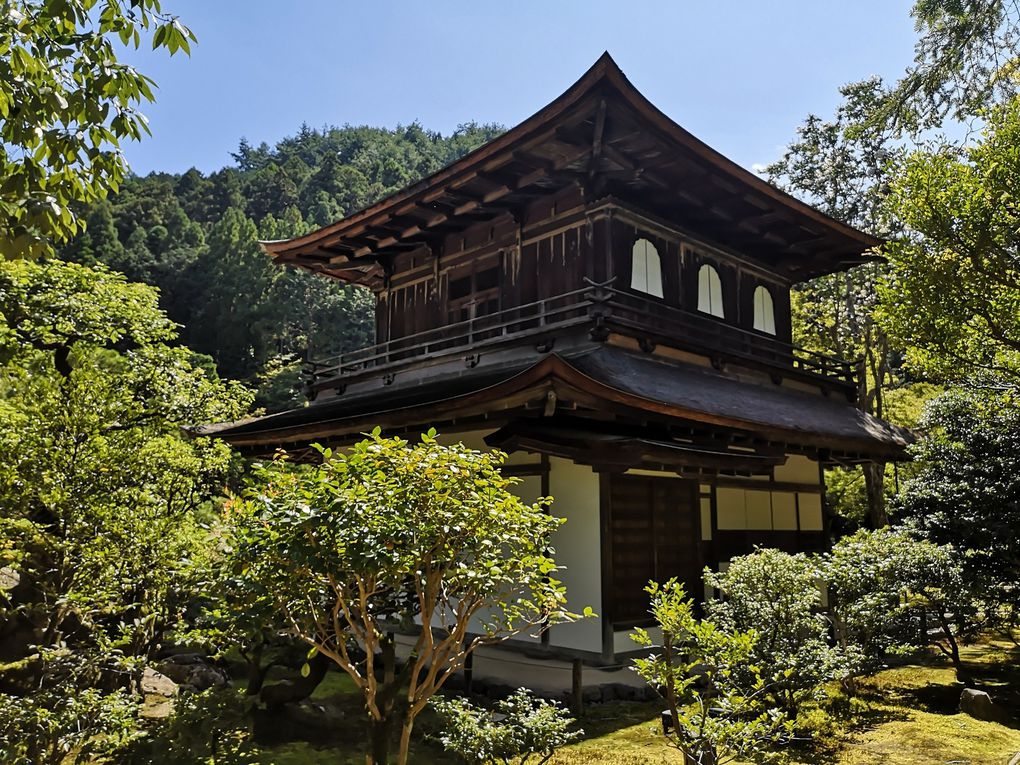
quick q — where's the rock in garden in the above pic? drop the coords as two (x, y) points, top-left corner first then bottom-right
(141, 667), (179, 697)
(959, 688), (999, 721)
(157, 660), (229, 691)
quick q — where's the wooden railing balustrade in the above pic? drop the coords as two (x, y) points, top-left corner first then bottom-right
(304, 281), (856, 395)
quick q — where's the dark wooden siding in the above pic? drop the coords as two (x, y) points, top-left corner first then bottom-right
(373, 199), (795, 346)
(712, 530), (827, 562)
(606, 474), (701, 624)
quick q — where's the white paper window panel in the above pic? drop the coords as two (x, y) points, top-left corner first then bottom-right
(700, 496), (712, 541)
(630, 239), (663, 298)
(715, 487), (746, 530)
(697, 264), (724, 317)
(772, 492), (798, 530)
(752, 285), (776, 335)
(797, 492), (824, 531)
(745, 490), (773, 530)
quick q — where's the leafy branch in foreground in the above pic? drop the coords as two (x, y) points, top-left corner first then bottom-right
(227, 429), (577, 765)
(1, 0), (197, 258)
(632, 579), (792, 765)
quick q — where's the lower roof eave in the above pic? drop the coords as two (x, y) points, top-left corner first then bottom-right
(193, 350), (912, 462)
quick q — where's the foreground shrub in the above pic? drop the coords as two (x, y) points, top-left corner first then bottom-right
(705, 548), (849, 715)
(825, 529), (975, 683)
(0, 678), (139, 765)
(632, 579), (792, 765)
(228, 429), (576, 765)
(431, 688), (582, 764)
(119, 688), (259, 765)
(894, 387), (1020, 635)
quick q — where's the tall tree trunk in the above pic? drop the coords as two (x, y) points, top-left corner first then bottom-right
(367, 635), (401, 765)
(368, 716), (393, 765)
(937, 611), (965, 681)
(863, 462), (888, 528)
(244, 643), (271, 697)
(397, 718), (414, 765)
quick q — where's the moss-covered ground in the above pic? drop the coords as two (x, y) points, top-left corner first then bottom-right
(254, 637), (1020, 764)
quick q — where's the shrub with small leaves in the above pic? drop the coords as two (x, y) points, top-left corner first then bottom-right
(704, 548), (852, 715)
(0, 681), (140, 765)
(118, 688), (260, 765)
(431, 688), (582, 765)
(632, 579), (793, 765)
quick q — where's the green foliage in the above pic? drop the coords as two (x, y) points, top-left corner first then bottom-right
(881, 93), (1020, 387)
(877, 0), (1020, 131)
(0, 259), (251, 743)
(431, 688), (582, 765)
(0, 650), (142, 765)
(58, 122), (501, 407)
(227, 429), (573, 764)
(825, 528), (973, 681)
(0, 0), (196, 258)
(704, 549), (849, 715)
(894, 388), (1020, 631)
(766, 79), (906, 528)
(631, 579), (792, 765)
(120, 688), (260, 765)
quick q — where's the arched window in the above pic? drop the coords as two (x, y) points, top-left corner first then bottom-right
(630, 238), (663, 298)
(752, 285), (776, 335)
(697, 264), (724, 317)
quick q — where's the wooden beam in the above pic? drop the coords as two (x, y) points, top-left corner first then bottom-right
(589, 98), (607, 175)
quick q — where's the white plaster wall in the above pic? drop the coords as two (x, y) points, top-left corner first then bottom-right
(436, 429), (537, 467)
(433, 432), (603, 653)
(435, 430), (546, 644)
(614, 625), (661, 656)
(775, 454), (821, 484)
(546, 457), (603, 653)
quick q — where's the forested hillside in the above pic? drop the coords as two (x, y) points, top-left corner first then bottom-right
(58, 122), (504, 409)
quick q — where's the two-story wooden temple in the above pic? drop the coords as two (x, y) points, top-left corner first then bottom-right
(200, 54), (910, 671)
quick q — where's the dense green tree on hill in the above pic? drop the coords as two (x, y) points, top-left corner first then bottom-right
(57, 121), (503, 408)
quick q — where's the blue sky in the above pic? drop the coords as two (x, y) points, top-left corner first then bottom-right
(121, 1), (919, 176)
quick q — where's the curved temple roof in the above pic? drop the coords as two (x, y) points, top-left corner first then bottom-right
(263, 53), (882, 287)
(195, 346), (911, 461)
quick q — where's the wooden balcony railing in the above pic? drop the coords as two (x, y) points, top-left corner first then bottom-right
(304, 281), (856, 395)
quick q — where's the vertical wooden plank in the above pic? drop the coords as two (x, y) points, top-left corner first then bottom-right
(598, 471), (615, 663)
(572, 659), (584, 715)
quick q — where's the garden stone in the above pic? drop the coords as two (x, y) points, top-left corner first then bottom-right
(581, 686), (602, 703)
(603, 682), (639, 702)
(163, 652), (206, 665)
(959, 688), (998, 721)
(141, 667), (178, 697)
(157, 659), (229, 691)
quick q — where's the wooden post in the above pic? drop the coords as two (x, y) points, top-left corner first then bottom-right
(464, 650), (474, 694)
(571, 659), (583, 716)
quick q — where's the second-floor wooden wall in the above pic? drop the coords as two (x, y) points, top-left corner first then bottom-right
(374, 185), (795, 347)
